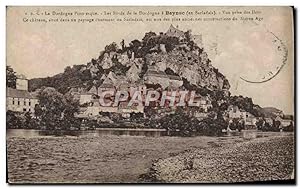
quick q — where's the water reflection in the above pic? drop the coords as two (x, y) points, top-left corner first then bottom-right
(6, 128), (168, 138)
(6, 129), (292, 139)
(224, 130), (292, 139)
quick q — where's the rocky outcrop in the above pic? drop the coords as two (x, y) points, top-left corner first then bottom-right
(29, 28), (230, 94)
(145, 48), (230, 90)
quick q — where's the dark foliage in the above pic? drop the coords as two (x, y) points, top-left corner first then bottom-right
(229, 95), (263, 117)
(34, 87), (80, 130)
(139, 62), (148, 78)
(107, 60), (129, 76)
(228, 118), (245, 131)
(283, 122), (294, 132)
(164, 68), (179, 76)
(104, 42), (118, 53)
(29, 64), (94, 94)
(6, 111), (39, 129)
(6, 66), (17, 88)
(154, 110), (227, 137)
(6, 111), (24, 129)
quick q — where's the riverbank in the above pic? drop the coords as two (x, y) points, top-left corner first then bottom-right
(141, 135), (294, 183)
(7, 134), (294, 183)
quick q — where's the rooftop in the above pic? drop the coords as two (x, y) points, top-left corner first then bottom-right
(16, 74), (27, 80)
(166, 24), (185, 38)
(99, 83), (115, 89)
(168, 74), (182, 80)
(7, 87), (37, 99)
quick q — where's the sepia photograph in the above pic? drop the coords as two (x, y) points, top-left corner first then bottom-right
(6, 6), (295, 184)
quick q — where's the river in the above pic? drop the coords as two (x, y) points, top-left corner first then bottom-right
(6, 128), (292, 138)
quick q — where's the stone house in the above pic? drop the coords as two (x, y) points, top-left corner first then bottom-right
(6, 75), (39, 113)
(166, 24), (185, 41)
(275, 115), (294, 128)
(126, 63), (140, 82)
(227, 105), (257, 126)
(165, 24), (203, 47)
(265, 117), (273, 126)
(193, 94), (212, 113)
(79, 86), (99, 105)
(144, 65), (183, 89)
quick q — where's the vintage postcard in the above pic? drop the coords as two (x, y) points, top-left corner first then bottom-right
(6, 6), (294, 184)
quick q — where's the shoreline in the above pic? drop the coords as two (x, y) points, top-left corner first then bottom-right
(7, 134), (294, 183)
(141, 136), (294, 183)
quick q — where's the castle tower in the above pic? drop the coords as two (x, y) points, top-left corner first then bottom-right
(16, 74), (28, 91)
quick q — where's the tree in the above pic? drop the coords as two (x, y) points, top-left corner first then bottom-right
(64, 66), (72, 73)
(256, 118), (265, 130)
(229, 95), (263, 117)
(129, 39), (142, 57)
(34, 87), (80, 130)
(159, 111), (199, 137)
(283, 121), (294, 132)
(6, 110), (23, 129)
(104, 42), (118, 53)
(61, 92), (81, 130)
(162, 36), (179, 52)
(154, 108), (226, 137)
(142, 31), (157, 45)
(198, 116), (227, 136)
(23, 112), (38, 129)
(6, 66), (17, 88)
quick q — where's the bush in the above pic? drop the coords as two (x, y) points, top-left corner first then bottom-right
(6, 111), (23, 129)
(154, 110), (226, 137)
(197, 117), (227, 136)
(159, 113), (199, 137)
(283, 122), (294, 132)
(6, 111), (40, 129)
(262, 121), (280, 132)
(228, 118), (245, 131)
(34, 87), (80, 130)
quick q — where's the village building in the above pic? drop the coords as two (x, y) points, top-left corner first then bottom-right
(144, 65), (183, 89)
(118, 101), (144, 117)
(98, 82), (116, 94)
(6, 75), (39, 113)
(130, 82), (147, 97)
(227, 105), (257, 127)
(168, 75), (184, 88)
(126, 63), (141, 82)
(275, 115), (294, 128)
(166, 24), (185, 40)
(79, 92), (94, 105)
(144, 65), (170, 89)
(97, 75), (117, 95)
(165, 25), (203, 47)
(83, 99), (101, 117)
(193, 94), (212, 113)
(77, 96), (144, 119)
(106, 71), (117, 83)
(77, 78), (146, 118)
(68, 87), (85, 101)
(244, 113), (257, 129)
(76, 98), (119, 119)
(228, 105), (244, 119)
(265, 117), (274, 126)
(79, 86), (99, 105)
(273, 109), (285, 118)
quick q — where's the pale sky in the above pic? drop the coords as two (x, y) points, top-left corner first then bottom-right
(7, 6), (294, 114)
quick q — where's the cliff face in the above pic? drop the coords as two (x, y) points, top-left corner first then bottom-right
(29, 27), (230, 94)
(144, 48), (230, 90)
